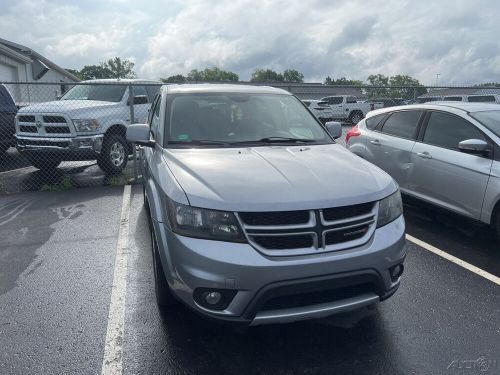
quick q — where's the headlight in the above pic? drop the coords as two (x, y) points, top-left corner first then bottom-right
(73, 119), (101, 132)
(166, 198), (246, 243)
(377, 190), (403, 227)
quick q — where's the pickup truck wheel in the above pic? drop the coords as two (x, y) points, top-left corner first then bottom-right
(98, 134), (128, 175)
(349, 111), (364, 124)
(27, 154), (61, 170)
(151, 226), (177, 307)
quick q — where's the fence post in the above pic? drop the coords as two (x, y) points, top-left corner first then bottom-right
(128, 84), (138, 183)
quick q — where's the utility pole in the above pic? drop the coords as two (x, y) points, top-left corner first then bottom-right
(435, 73), (440, 86)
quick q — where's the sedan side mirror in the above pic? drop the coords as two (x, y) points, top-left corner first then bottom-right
(458, 139), (488, 154)
(325, 121), (342, 139)
(126, 123), (155, 148)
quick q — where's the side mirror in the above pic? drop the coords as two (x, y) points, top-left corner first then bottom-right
(325, 121), (342, 139)
(458, 139), (488, 154)
(129, 95), (148, 105)
(126, 123), (155, 148)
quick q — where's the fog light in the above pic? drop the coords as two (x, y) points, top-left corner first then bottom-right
(390, 264), (404, 281)
(193, 288), (237, 311)
(204, 291), (222, 305)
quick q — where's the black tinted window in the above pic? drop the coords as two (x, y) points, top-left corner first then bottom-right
(365, 114), (386, 130)
(423, 112), (485, 150)
(323, 97), (343, 105)
(381, 111), (422, 138)
(444, 96), (462, 101)
(468, 96), (495, 102)
(346, 97), (357, 103)
(132, 85), (149, 103)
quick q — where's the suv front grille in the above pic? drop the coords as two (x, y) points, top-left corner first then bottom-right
(18, 115), (35, 123)
(238, 202), (377, 255)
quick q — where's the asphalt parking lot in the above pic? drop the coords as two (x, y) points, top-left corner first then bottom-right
(1, 184), (499, 375)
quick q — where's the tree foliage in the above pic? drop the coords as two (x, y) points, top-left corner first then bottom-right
(250, 69), (284, 83)
(366, 74), (426, 99)
(283, 69), (304, 83)
(324, 76), (363, 86)
(70, 57), (136, 80)
(161, 74), (187, 83)
(185, 67), (239, 82)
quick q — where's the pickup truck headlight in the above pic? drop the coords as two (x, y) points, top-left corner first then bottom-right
(166, 198), (246, 243)
(377, 190), (403, 228)
(73, 119), (101, 132)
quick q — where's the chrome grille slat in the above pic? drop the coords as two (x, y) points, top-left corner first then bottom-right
(238, 202), (378, 255)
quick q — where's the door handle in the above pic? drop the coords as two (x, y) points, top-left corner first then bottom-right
(370, 140), (381, 146)
(417, 152), (432, 159)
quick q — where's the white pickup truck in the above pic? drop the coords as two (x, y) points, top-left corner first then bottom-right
(15, 79), (161, 174)
(320, 95), (372, 124)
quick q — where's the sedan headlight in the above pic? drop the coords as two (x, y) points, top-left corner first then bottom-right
(73, 119), (101, 132)
(377, 190), (403, 227)
(166, 198), (246, 243)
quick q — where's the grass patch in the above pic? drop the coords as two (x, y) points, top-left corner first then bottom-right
(40, 176), (73, 191)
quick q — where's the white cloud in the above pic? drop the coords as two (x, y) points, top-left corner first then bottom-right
(1, 0), (500, 85)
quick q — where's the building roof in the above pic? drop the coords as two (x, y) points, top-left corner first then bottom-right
(419, 87), (500, 98)
(366, 102), (500, 118)
(0, 37), (80, 82)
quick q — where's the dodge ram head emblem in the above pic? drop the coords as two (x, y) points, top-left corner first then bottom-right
(35, 120), (42, 128)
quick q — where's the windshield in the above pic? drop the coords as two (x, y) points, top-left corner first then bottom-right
(166, 93), (332, 146)
(469, 111), (500, 137)
(61, 84), (126, 102)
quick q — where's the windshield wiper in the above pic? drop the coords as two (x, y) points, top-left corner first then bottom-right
(232, 137), (316, 144)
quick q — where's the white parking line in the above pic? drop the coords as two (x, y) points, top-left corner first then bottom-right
(101, 185), (131, 375)
(406, 234), (500, 286)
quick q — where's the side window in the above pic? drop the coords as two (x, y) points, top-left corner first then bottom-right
(444, 96), (462, 101)
(149, 96), (161, 140)
(330, 97), (343, 104)
(132, 85), (149, 103)
(380, 111), (422, 139)
(346, 97), (357, 104)
(468, 96), (495, 103)
(365, 113), (387, 130)
(422, 112), (485, 150)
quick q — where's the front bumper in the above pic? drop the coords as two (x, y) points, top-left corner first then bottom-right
(16, 134), (103, 155)
(153, 215), (407, 325)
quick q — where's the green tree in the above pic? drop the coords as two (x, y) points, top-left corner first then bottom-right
(324, 76), (362, 86)
(105, 57), (136, 79)
(366, 74), (390, 98)
(161, 74), (187, 83)
(250, 69), (284, 83)
(388, 75), (427, 99)
(66, 68), (83, 80)
(283, 69), (304, 83)
(185, 67), (239, 82)
(78, 63), (113, 80)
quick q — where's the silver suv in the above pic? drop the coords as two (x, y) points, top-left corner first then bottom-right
(346, 102), (500, 238)
(127, 84), (407, 325)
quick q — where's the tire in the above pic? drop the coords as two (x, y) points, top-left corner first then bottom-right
(151, 226), (177, 307)
(27, 154), (61, 170)
(349, 111), (364, 124)
(97, 134), (128, 175)
(494, 211), (500, 242)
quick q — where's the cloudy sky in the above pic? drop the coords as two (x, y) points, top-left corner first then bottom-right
(1, 0), (499, 85)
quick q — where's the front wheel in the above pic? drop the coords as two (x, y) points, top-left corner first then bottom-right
(151, 226), (177, 307)
(97, 134), (128, 175)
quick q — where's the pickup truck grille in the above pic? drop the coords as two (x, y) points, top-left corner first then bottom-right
(17, 114), (72, 136)
(238, 202), (378, 256)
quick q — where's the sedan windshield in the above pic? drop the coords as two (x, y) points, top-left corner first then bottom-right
(166, 94), (332, 146)
(61, 84), (126, 102)
(469, 111), (500, 137)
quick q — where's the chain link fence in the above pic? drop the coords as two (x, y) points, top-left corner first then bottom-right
(1, 81), (499, 194)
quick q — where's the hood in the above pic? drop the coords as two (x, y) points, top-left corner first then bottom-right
(18, 100), (119, 114)
(164, 144), (397, 212)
